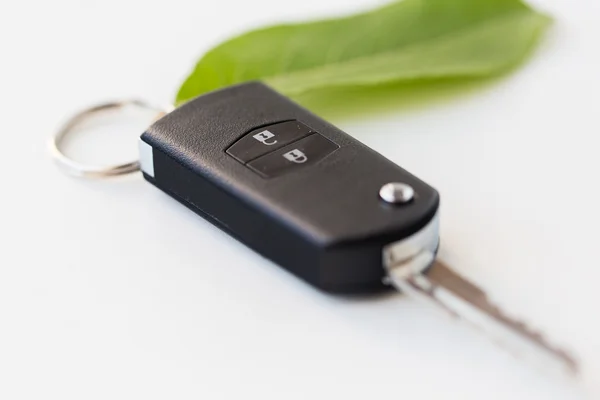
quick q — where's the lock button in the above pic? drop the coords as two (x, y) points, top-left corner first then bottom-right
(247, 134), (339, 178)
(227, 120), (314, 163)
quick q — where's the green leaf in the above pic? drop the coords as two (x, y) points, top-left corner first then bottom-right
(176, 0), (550, 109)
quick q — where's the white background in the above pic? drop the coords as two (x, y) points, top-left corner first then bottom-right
(1, 0), (599, 398)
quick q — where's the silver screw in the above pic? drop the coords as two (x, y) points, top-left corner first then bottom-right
(379, 183), (415, 204)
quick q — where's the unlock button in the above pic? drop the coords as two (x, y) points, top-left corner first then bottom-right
(248, 134), (339, 178)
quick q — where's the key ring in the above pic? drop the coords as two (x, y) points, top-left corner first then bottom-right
(50, 99), (173, 178)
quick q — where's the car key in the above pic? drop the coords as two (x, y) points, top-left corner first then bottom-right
(138, 82), (577, 375)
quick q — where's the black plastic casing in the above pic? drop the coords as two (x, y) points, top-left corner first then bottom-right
(141, 82), (439, 294)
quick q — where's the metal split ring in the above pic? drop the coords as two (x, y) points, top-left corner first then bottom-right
(50, 99), (172, 178)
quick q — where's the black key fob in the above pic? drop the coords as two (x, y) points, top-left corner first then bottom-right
(139, 82), (439, 293)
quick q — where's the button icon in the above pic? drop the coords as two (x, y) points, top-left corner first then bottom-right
(283, 149), (308, 164)
(252, 130), (278, 146)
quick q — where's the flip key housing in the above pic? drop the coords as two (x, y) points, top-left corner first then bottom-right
(139, 82), (439, 293)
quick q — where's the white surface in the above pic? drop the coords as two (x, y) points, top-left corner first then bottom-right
(1, 0), (599, 399)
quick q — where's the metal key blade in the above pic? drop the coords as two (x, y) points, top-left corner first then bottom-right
(385, 251), (579, 377)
